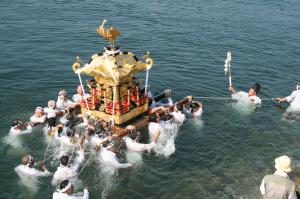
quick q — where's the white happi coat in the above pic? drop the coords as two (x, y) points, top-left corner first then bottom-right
(52, 150), (84, 185)
(53, 189), (89, 199)
(15, 165), (51, 177)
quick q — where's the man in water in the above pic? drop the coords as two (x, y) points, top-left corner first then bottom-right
(72, 85), (90, 104)
(276, 82), (300, 115)
(260, 155), (297, 199)
(30, 107), (47, 126)
(123, 125), (160, 152)
(148, 111), (162, 143)
(97, 142), (133, 169)
(52, 148), (85, 185)
(229, 83), (262, 105)
(53, 180), (89, 199)
(9, 119), (32, 135)
(44, 100), (61, 130)
(15, 155), (51, 177)
(56, 90), (77, 111)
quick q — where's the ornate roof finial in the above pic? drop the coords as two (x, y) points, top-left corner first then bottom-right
(96, 19), (120, 48)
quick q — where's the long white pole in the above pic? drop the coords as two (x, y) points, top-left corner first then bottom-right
(77, 73), (90, 111)
(144, 69), (149, 95)
(112, 85), (116, 115)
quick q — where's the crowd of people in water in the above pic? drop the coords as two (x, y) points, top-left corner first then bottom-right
(8, 80), (300, 199)
(10, 84), (203, 198)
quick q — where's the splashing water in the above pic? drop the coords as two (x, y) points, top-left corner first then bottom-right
(154, 122), (180, 158)
(231, 93), (257, 115)
(126, 151), (143, 165)
(2, 134), (29, 155)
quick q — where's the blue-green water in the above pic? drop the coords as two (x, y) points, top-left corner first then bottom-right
(1, 0), (300, 198)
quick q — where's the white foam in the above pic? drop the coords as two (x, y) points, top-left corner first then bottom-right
(153, 122), (179, 158)
(126, 151), (143, 165)
(231, 93), (256, 114)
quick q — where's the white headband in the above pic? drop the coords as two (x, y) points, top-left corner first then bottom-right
(26, 155), (34, 167)
(59, 181), (72, 193)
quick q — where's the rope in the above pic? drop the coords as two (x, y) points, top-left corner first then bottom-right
(73, 149), (97, 183)
(194, 96), (234, 100)
(43, 137), (53, 161)
(77, 73), (90, 111)
(193, 96), (276, 101)
(68, 145), (76, 164)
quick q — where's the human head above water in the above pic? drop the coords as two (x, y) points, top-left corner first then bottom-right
(296, 82), (300, 90)
(149, 113), (158, 123)
(22, 155), (35, 167)
(35, 107), (44, 117)
(248, 83), (261, 97)
(60, 180), (74, 194)
(48, 100), (56, 108)
(76, 85), (83, 95)
(58, 90), (68, 100)
(60, 155), (69, 166)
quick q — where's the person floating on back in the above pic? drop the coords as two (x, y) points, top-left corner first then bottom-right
(260, 155), (297, 199)
(229, 83), (262, 105)
(275, 82), (300, 117)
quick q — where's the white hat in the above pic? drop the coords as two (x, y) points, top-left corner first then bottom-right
(35, 107), (43, 113)
(275, 155), (292, 173)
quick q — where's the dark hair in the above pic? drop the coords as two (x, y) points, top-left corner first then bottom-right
(57, 127), (63, 136)
(251, 83), (261, 94)
(149, 113), (157, 123)
(87, 128), (95, 136)
(176, 103), (183, 111)
(66, 113), (75, 122)
(60, 155), (69, 166)
(66, 128), (75, 137)
(48, 117), (56, 128)
(60, 180), (70, 190)
(190, 102), (198, 110)
(11, 119), (22, 127)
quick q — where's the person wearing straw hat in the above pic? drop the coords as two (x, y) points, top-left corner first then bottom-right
(260, 155), (297, 199)
(276, 82), (300, 115)
(53, 179), (89, 199)
(229, 83), (262, 105)
(52, 148), (84, 185)
(15, 155), (51, 177)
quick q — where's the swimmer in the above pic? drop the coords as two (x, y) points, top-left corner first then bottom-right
(171, 102), (186, 125)
(99, 144), (133, 169)
(15, 155), (51, 177)
(9, 119), (32, 135)
(229, 83), (262, 105)
(44, 100), (62, 130)
(53, 180), (89, 199)
(52, 149), (85, 185)
(56, 90), (77, 111)
(275, 82), (300, 115)
(123, 125), (159, 152)
(183, 96), (203, 117)
(30, 107), (47, 126)
(72, 85), (90, 104)
(148, 111), (162, 143)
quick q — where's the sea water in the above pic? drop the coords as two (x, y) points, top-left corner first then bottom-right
(1, 0), (300, 198)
